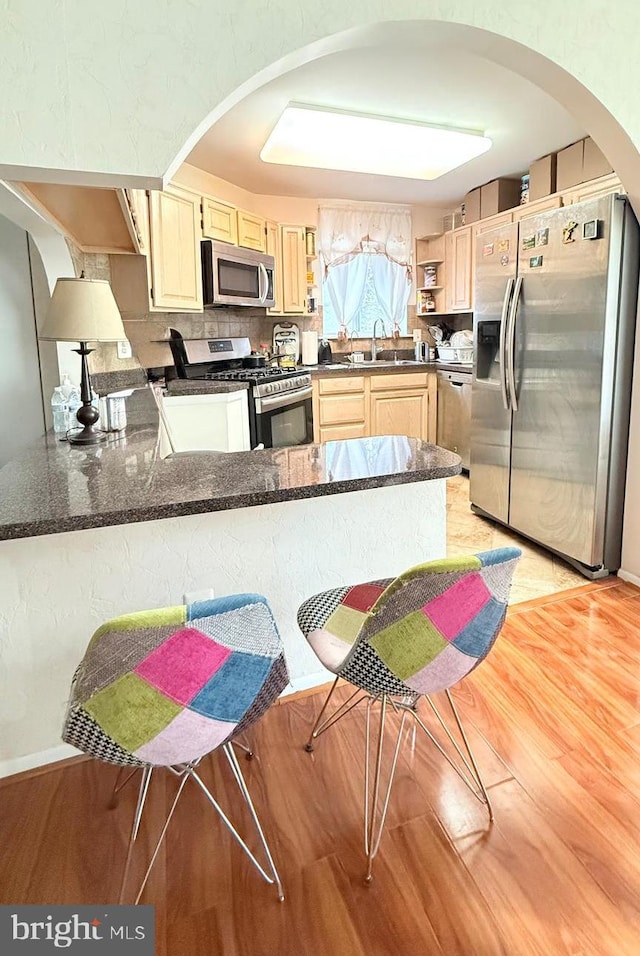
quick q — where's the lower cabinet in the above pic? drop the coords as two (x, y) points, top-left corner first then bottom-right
(369, 372), (431, 440)
(313, 376), (367, 443)
(313, 371), (436, 443)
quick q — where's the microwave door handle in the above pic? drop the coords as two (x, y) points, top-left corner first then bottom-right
(507, 276), (523, 412)
(258, 263), (268, 304)
(499, 277), (514, 410)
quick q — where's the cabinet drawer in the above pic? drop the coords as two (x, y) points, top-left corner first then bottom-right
(318, 422), (367, 442)
(319, 394), (366, 425)
(318, 376), (365, 394)
(369, 372), (428, 391)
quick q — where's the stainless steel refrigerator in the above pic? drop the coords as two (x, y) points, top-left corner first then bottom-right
(470, 194), (639, 578)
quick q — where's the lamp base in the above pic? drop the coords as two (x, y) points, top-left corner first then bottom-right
(68, 426), (108, 445)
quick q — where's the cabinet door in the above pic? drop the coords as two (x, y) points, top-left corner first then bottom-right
(148, 188), (203, 312)
(512, 196), (562, 220)
(237, 210), (266, 251)
(370, 389), (429, 440)
(280, 225), (307, 313)
(202, 197), (237, 244)
(562, 175), (623, 205)
(265, 219), (282, 313)
(445, 227), (472, 311)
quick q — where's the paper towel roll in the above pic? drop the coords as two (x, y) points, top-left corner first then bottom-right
(301, 330), (319, 366)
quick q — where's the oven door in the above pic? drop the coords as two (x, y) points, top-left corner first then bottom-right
(254, 386), (313, 448)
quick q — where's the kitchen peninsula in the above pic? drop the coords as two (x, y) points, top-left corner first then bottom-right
(0, 425), (460, 775)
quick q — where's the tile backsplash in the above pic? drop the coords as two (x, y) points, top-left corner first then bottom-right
(70, 244), (323, 375)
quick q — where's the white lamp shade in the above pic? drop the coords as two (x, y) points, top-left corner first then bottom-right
(39, 277), (126, 343)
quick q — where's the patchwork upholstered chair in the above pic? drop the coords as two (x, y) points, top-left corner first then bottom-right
(63, 593), (288, 902)
(297, 548), (521, 881)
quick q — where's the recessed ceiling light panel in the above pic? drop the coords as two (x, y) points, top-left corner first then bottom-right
(260, 105), (492, 180)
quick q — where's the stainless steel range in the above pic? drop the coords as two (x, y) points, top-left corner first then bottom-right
(168, 331), (313, 449)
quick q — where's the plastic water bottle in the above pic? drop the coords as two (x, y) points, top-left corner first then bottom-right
(67, 386), (82, 430)
(51, 387), (68, 434)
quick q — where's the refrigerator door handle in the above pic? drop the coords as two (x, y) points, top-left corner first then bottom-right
(507, 275), (523, 413)
(499, 278), (514, 410)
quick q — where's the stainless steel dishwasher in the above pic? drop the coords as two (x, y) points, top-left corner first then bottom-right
(436, 368), (472, 470)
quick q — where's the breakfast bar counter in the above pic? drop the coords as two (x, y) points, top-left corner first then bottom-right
(0, 428), (460, 775)
(0, 427), (460, 541)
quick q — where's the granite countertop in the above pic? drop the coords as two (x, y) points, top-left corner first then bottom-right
(0, 427), (461, 541)
(305, 361), (472, 376)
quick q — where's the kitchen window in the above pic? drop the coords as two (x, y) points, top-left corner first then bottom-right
(318, 202), (412, 339)
(322, 253), (410, 337)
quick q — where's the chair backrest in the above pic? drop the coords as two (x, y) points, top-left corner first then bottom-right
(63, 594), (288, 767)
(337, 548), (521, 698)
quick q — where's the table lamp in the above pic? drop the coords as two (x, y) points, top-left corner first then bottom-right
(39, 274), (127, 445)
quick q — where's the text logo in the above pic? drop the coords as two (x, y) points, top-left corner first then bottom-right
(0, 905), (154, 953)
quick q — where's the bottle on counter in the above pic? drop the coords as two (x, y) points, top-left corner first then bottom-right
(67, 385), (82, 431)
(50, 387), (69, 434)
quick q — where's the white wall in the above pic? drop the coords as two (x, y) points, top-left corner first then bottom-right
(0, 215), (44, 466)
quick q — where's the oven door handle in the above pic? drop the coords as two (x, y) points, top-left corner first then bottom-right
(254, 385), (312, 413)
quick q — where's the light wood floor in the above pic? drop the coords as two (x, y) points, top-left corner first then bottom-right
(2, 579), (640, 954)
(447, 474), (589, 604)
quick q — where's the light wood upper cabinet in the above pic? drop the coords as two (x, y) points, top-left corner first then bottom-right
(280, 225), (307, 313)
(474, 211), (514, 233)
(148, 187), (203, 312)
(202, 197), (238, 244)
(237, 210), (266, 252)
(561, 174), (623, 205)
(445, 226), (472, 312)
(265, 219), (283, 313)
(512, 195), (562, 221)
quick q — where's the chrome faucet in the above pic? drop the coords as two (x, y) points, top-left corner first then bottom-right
(371, 318), (387, 361)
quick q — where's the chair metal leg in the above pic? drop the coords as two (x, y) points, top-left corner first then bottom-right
(133, 767), (190, 905)
(363, 696), (407, 884)
(305, 677), (369, 752)
(118, 765), (153, 903)
(108, 766), (140, 810)
(233, 738), (255, 760)
(222, 742), (285, 900)
(404, 690), (494, 820)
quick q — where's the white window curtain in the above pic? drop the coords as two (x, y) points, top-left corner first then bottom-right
(319, 202), (413, 335)
(324, 253), (369, 329)
(318, 203), (413, 273)
(370, 254), (412, 328)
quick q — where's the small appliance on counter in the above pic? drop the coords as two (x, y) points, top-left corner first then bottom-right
(273, 322), (299, 368)
(318, 339), (333, 364)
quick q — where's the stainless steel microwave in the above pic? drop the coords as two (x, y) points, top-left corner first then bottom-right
(201, 239), (275, 308)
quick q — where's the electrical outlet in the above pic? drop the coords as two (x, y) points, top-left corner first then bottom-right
(412, 328), (423, 342)
(183, 588), (215, 605)
(117, 340), (132, 359)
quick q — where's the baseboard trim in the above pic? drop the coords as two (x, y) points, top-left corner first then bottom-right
(0, 745), (87, 785)
(507, 576), (621, 616)
(618, 569), (640, 588)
